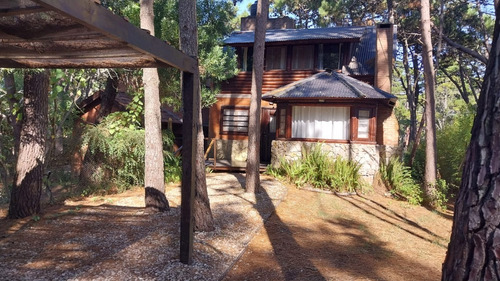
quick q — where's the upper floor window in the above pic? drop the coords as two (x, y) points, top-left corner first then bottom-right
(265, 47), (286, 70)
(292, 45), (314, 70)
(241, 47), (253, 72)
(318, 44), (341, 70)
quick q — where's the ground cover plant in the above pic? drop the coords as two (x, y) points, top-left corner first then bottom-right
(268, 145), (363, 193)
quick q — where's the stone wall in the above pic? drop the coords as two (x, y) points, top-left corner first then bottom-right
(271, 140), (400, 181)
(215, 139), (248, 167)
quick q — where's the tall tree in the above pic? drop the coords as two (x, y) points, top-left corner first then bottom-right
(179, 0), (214, 231)
(245, 0), (269, 194)
(8, 70), (49, 219)
(141, 0), (169, 212)
(420, 0), (438, 204)
(442, 3), (500, 280)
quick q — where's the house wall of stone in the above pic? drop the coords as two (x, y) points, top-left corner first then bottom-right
(215, 139), (248, 167)
(271, 140), (400, 181)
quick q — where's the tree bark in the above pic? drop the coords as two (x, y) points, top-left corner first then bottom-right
(179, 0), (214, 231)
(442, 5), (500, 280)
(245, 0), (269, 194)
(141, 0), (169, 212)
(8, 70), (49, 219)
(420, 0), (438, 205)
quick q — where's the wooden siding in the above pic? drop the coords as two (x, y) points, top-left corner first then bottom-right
(220, 70), (317, 95)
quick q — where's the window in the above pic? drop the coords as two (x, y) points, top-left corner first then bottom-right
(291, 106), (350, 140)
(357, 109), (371, 138)
(318, 44), (341, 70)
(265, 47), (286, 70)
(278, 108), (287, 138)
(353, 108), (375, 141)
(292, 45), (314, 70)
(221, 107), (249, 134)
(241, 47), (253, 72)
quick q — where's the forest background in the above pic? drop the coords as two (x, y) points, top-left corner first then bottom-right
(0, 0), (495, 209)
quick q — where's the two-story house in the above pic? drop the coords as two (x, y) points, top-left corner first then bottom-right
(208, 13), (400, 181)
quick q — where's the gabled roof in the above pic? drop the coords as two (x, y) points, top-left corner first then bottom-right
(0, 0), (196, 71)
(262, 71), (397, 103)
(224, 26), (369, 45)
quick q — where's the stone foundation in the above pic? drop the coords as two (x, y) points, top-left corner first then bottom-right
(215, 139), (248, 167)
(271, 140), (400, 181)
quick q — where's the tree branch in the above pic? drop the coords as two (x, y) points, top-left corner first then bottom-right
(433, 26), (488, 64)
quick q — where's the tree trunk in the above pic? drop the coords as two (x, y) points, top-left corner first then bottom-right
(442, 5), (500, 280)
(245, 0), (269, 194)
(141, 0), (169, 212)
(179, 0), (214, 232)
(8, 70), (49, 219)
(420, 0), (438, 205)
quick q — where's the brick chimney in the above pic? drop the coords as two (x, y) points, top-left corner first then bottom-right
(240, 1), (295, 31)
(374, 23), (394, 93)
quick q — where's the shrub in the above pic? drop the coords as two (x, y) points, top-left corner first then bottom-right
(267, 144), (363, 193)
(380, 157), (423, 205)
(82, 113), (181, 192)
(436, 106), (474, 191)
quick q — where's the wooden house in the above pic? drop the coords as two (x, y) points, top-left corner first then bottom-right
(208, 14), (400, 180)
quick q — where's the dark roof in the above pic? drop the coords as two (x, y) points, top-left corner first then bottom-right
(0, 0), (196, 71)
(224, 26), (369, 45)
(344, 27), (376, 75)
(262, 71), (397, 102)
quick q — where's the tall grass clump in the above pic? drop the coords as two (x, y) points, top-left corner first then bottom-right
(379, 157), (422, 205)
(268, 145), (363, 193)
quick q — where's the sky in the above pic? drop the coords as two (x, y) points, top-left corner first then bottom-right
(236, 0), (254, 16)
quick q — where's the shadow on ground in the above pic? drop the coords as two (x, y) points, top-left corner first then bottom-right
(224, 176), (451, 281)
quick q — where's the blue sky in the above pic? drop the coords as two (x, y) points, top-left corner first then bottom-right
(236, 0), (254, 16)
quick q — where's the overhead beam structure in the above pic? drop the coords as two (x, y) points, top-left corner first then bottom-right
(0, 0), (197, 264)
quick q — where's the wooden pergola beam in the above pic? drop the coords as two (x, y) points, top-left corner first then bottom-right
(33, 0), (197, 72)
(0, 6), (49, 16)
(0, 0), (197, 265)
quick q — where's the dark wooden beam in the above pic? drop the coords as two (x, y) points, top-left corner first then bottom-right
(180, 71), (196, 264)
(32, 0), (196, 73)
(0, 6), (49, 16)
(0, 48), (143, 59)
(6, 57), (162, 69)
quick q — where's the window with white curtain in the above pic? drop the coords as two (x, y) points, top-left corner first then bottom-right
(292, 106), (350, 140)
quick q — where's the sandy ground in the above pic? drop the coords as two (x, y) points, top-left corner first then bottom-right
(0, 172), (452, 280)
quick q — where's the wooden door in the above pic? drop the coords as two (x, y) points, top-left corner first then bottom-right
(260, 108), (276, 163)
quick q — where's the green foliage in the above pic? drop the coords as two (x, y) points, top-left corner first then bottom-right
(436, 105), (474, 191)
(380, 157), (423, 205)
(82, 114), (181, 192)
(155, 0), (239, 109)
(434, 179), (449, 210)
(268, 145), (363, 193)
(83, 114), (146, 188)
(164, 151), (182, 183)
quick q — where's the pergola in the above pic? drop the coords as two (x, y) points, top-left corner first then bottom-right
(0, 0), (197, 264)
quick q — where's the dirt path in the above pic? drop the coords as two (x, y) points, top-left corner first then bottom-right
(224, 185), (452, 281)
